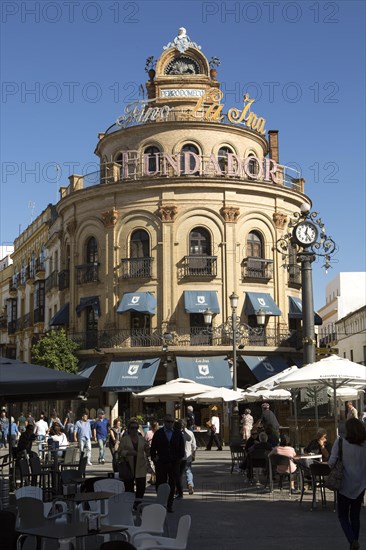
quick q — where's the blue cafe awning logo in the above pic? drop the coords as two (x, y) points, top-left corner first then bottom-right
(198, 364), (209, 376)
(128, 364), (139, 376)
(131, 296), (140, 304)
(197, 296), (206, 304)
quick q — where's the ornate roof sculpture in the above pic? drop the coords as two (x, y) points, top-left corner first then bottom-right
(163, 27), (201, 53)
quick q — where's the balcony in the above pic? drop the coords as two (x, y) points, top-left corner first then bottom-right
(182, 256), (217, 278)
(23, 312), (33, 329)
(45, 270), (59, 293)
(70, 326), (294, 350)
(58, 270), (70, 290)
(241, 257), (273, 282)
(288, 265), (301, 288)
(34, 306), (45, 324)
(9, 279), (18, 296)
(15, 317), (24, 332)
(0, 316), (7, 331)
(120, 258), (153, 279)
(25, 266), (35, 284)
(35, 258), (46, 276)
(76, 264), (99, 285)
(7, 321), (16, 335)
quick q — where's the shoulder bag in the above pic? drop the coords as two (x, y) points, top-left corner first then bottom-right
(118, 458), (134, 482)
(325, 437), (343, 491)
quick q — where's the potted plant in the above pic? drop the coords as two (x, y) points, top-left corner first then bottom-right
(145, 56), (157, 81)
(209, 57), (221, 80)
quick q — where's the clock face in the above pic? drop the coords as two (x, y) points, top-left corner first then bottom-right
(294, 222), (318, 246)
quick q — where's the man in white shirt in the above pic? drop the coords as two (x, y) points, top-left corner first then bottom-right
(34, 413), (49, 455)
(183, 421), (197, 494)
(205, 406), (222, 451)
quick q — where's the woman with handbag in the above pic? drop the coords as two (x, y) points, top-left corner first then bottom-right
(117, 418), (149, 502)
(329, 418), (366, 550)
(109, 418), (123, 472)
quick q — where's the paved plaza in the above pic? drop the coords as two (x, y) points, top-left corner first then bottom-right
(2, 444), (365, 549)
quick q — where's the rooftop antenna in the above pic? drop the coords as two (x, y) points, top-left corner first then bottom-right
(28, 200), (35, 223)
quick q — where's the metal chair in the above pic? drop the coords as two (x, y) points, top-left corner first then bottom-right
(229, 445), (246, 474)
(309, 462), (336, 511)
(246, 448), (269, 485)
(268, 454), (301, 496)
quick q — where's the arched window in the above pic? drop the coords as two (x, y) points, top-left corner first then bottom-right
(86, 237), (98, 264)
(144, 146), (160, 173)
(181, 144), (200, 175)
(247, 231), (262, 258)
(247, 154), (259, 177)
(190, 227), (210, 256)
(218, 146), (233, 172)
(130, 230), (150, 258)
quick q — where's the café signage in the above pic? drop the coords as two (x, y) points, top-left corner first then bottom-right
(160, 89), (205, 98)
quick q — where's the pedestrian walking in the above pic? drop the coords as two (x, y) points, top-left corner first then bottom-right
(109, 418), (124, 472)
(346, 401), (358, 420)
(93, 409), (110, 464)
(145, 420), (159, 484)
(205, 406), (222, 451)
(74, 412), (93, 465)
(63, 408), (75, 442)
(17, 412), (27, 434)
(10, 417), (19, 448)
(150, 414), (185, 513)
(34, 413), (49, 456)
(240, 408), (254, 441)
(186, 406), (195, 430)
(0, 410), (9, 448)
(329, 418), (366, 550)
(256, 402), (280, 437)
(175, 419), (196, 497)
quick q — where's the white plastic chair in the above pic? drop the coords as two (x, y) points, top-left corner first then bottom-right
(127, 504), (167, 544)
(97, 492), (136, 544)
(133, 514), (191, 550)
(94, 478), (125, 494)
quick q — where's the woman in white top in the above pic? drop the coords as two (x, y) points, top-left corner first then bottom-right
(329, 418), (366, 550)
(49, 423), (69, 457)
(205, 406), (222, 451)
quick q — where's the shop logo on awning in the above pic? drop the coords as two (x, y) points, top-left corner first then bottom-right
(131, 296), (140, 304)
(197, 296), (206, 305)
(258, 298), (266, 307)
(128, 364), (139, 375)
(198, 365), (209, 376)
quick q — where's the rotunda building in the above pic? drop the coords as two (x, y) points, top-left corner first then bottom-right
(54, 29), (313, 417)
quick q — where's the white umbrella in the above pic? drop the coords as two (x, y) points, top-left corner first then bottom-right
(239, 388), (291, 402)
(276, 355), (366, 434)
(186, 387), (244, 403)
(133, 378), (215, 402)
(246, 366), (299, 392)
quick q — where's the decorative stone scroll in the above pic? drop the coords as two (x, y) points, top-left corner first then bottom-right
(273, 212), (288, 229)
(66, 220), (77, 236)
(101, 208), (119, 227)
(221, 206), (240, 222)
(159, 205), (178, 222)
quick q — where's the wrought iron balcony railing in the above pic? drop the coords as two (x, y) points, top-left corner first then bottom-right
(34, 306), (45, 323)
(182, 256), (217, 277)
(25, 266), (35, 283)
(120, 258), (153, 279)
(241, 257), (273, 281)
(76, 264), (99, 285)
(15, 317), (24, 332)
(45, 270), (59, 293)
(23, 312), (33, 329)
(58, 270), (70, 290)
(8, 321), (16, 335)
(69, 326), (295, 350)
(0, 316), (7, 330)
(35, 258), (46, 273)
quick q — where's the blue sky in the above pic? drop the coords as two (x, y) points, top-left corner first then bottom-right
(1, 0), (365, 308)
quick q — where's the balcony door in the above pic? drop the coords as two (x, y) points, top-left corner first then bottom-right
(189, 227), (211, 275)
(131, 312), (151, 347)
(85, 306), (98, 349)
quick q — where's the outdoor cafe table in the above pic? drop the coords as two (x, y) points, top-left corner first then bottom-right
(16, 522), (127, 549)
(59, 491), (115, 522)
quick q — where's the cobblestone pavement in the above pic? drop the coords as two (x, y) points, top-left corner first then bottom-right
(2, 444), (365, 549)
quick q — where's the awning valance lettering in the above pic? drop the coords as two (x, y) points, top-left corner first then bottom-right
(76, 296), (101, 317)
(183, 291), (220, 314)
(101, 358), (160, 392)
(288, 296), (322, 325)
(244, 292), (281, 316)
(176, 356), (232, 388)
(242, 355), (290, 382)
(49, 303), (69, 326)
(117, 292), (157, 315)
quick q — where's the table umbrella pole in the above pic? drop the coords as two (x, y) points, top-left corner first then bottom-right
(292, 390), (298, 449)
(333, 380), (338, 437)
(314, 389), (319, 430)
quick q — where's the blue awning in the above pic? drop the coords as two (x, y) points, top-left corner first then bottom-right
(78, 360), (98, 378)
(76, 296), (101, 317)
(101, 358), (160, 392)
(244, 292), (281, 316)
(183, 291), (220, 314)
(117, 292), (157, 315)
(176, 356), (232, 388)
(242, 355), (290, 382)
(288, 296), (323, 325)
(49, 303), (69, 326)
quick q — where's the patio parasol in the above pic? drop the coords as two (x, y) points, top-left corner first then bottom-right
(132, 378), (215, 402)
(276, 355), (366, 435)
(186, 387), (244, 403)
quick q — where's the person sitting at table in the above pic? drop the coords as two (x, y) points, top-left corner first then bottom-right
(49, 423), (69, 457)
(245, 429), (259, 452)
(16, 424), (37, 458)
(304, 428), (332, 461)
(269, 434), (298, 493)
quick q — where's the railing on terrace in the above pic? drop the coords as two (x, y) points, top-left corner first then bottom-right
(63, 157), (303, 196)
(182, 256), (217, 277)
(45, 270), (59, 293)
(25, 266), (35, 282)
(241, 257), (273, 281)
(76, 264), (99, 285)
(35, 258), (46, 273)
(120, 258), (153, 279)
(23, 312), (33, 329)
(69, 326), (295, 350)
(59, 270), (70, 290)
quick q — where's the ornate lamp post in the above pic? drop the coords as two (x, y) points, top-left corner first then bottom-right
(204, 293), (265, 445)
(275, 203), (337, 365)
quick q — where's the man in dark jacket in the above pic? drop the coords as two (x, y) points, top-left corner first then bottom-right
(151, 414), (185, 512)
